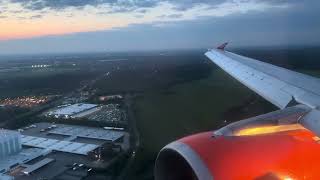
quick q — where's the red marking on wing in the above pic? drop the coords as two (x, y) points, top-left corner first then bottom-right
(217, 42), (228, 50)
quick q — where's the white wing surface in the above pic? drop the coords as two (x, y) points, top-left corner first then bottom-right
(205, 49), (320, 109)
(206, 48), (320, 136)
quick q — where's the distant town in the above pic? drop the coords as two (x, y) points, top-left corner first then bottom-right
(0, 53), (142, 180)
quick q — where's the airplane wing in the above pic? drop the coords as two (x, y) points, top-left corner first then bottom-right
(205, 46), (320, 136)
(155, 47), (320, 180)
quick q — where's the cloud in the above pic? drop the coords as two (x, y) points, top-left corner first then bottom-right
(168, 0), (226, 11)
(8, 0), (302, 12)
(158, 14), (182, 19)
(0, 0), (303, 24)
(0, 0), (315, 44)
(10, 10), (24, 13)
(0, 0), (319, 54)
(9, 0), (100, 10)
(136, 9), (148, 14)
(30, 14), (42, 19)
(9, 0), (160, 11)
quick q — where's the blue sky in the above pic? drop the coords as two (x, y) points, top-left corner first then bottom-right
(0, 0), (319, 54)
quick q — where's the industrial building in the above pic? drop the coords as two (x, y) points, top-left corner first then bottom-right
(0, 130), (21, 159)
(46, 103), (100, 119)
(0, 122), (129, 180)
(48, 124), (124, 142)
(0, 130), (49, 178)
(21, 158), (55, 175)
(21, 135), (99, 155)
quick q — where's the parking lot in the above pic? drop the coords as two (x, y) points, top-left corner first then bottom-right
(87, 104), (124, 123)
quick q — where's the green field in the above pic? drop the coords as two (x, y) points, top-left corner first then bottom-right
(134, 70), (248, 152)
(128, 69), (276, 179)
(129, 62), (320, 179)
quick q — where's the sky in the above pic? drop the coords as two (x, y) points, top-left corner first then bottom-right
(0, 0), (319, 54)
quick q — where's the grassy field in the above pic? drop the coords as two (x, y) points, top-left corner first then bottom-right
(134, 70), (249, 152)
(127, 47), (320, 179)
(128, 69), (276, 179)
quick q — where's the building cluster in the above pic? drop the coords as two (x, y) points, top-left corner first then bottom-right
(0, 96), (51, 108)
(0, 97), (128, 179)
(0, 123), (128, 180)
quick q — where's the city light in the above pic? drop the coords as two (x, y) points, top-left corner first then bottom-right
(0, 96), (52, 108)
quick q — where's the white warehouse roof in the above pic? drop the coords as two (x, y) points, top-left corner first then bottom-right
(21, 135), (98, 155)
(49, 124), (124, 142)
(49, 103), (98, 116)
(0, 148), (45, 173)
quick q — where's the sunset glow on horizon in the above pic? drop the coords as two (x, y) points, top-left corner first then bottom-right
(0, 0), (318, 54)
(0, 0), (283, 40)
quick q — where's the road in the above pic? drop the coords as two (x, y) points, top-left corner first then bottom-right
(116, 94), (140, 180)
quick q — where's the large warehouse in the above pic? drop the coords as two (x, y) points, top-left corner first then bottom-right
(46, 103), (100, 118)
